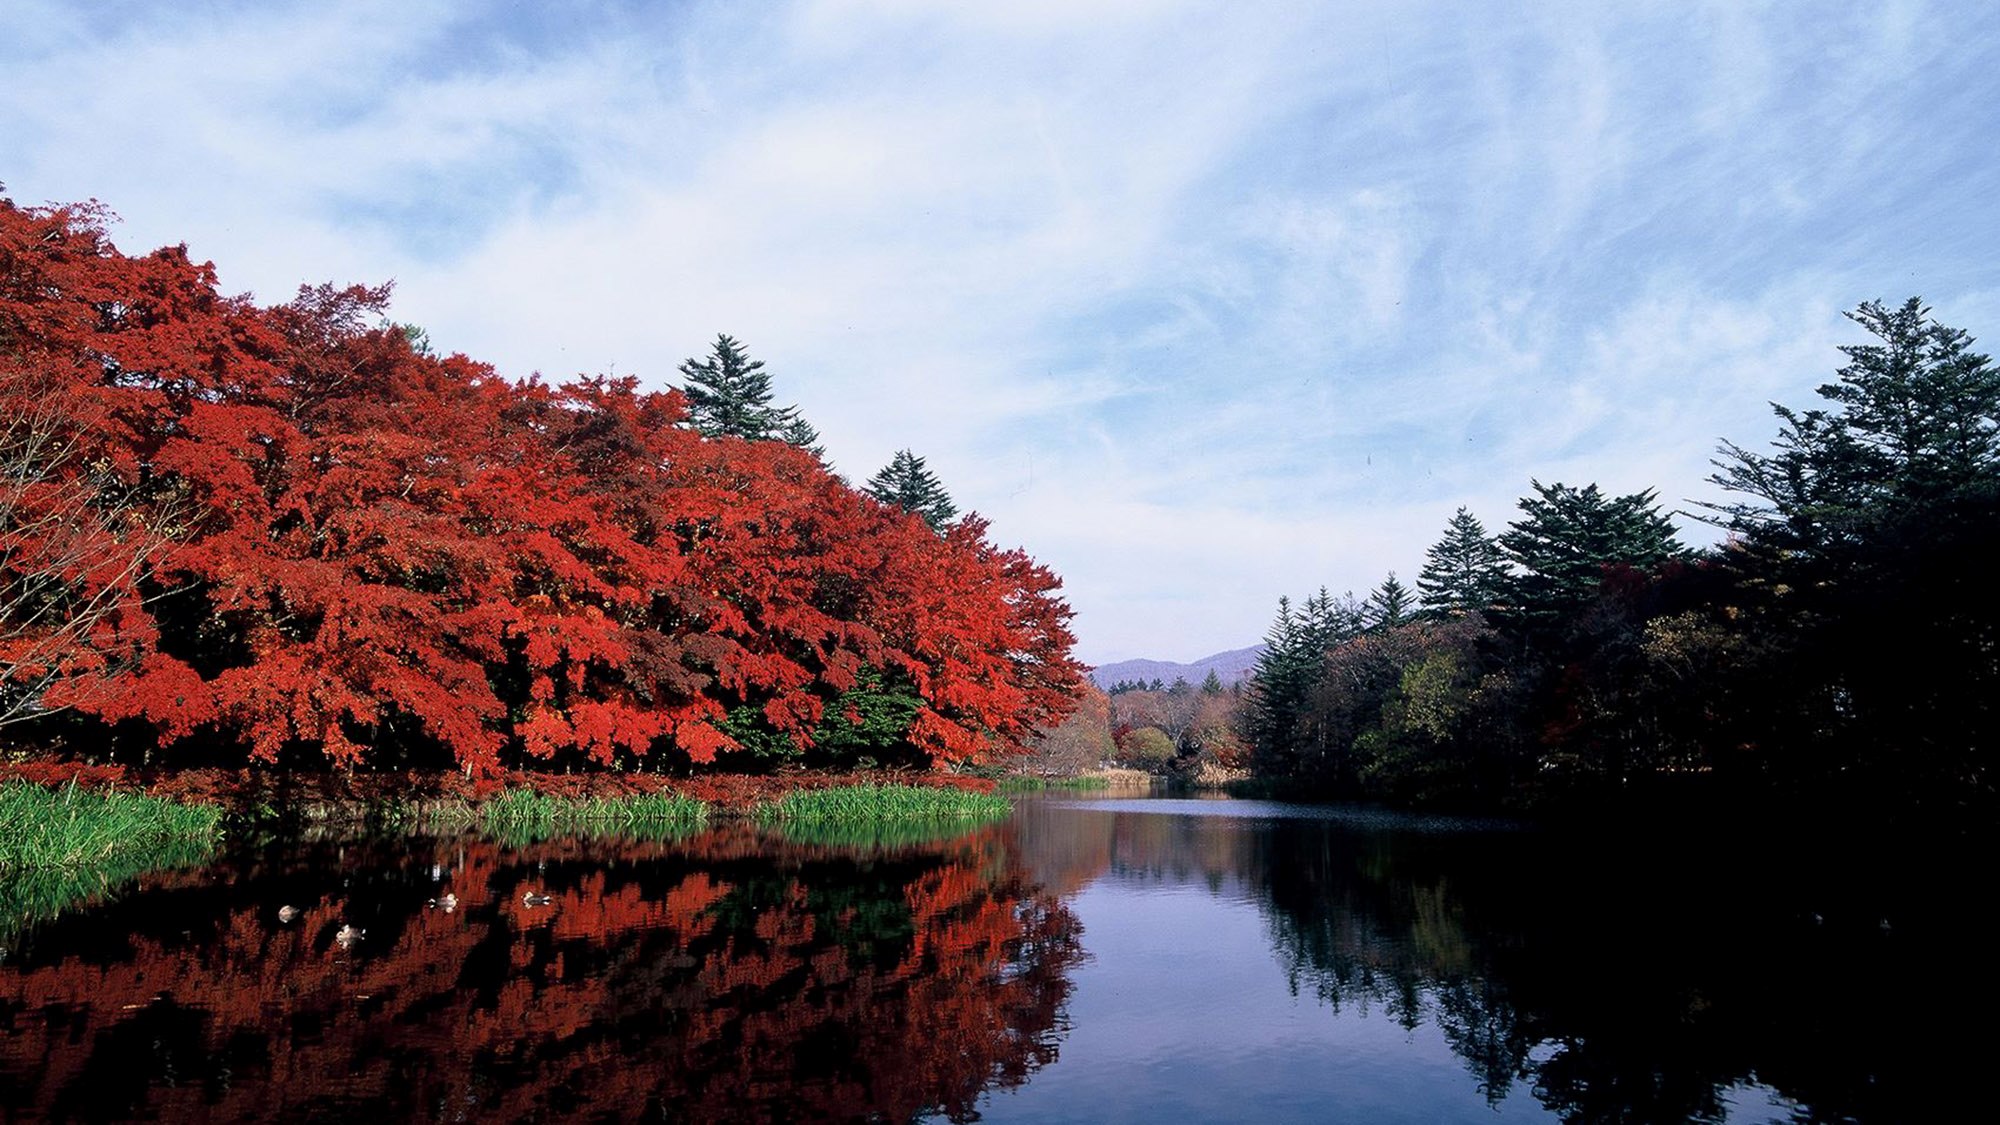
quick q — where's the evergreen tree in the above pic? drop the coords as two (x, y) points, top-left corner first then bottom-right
(1299, 586), (1365, 654)
(1200, 669), (1225, 695)
(1247, 597), (1310, 774)
(678, 334), (820, 450)
(1822, 297), (2000, 498)
(774, 411), (824, 458)
(1416, 507), (1508, 616)
(1247, 587), (1364, 778)
(864, 449), (958, 531)
(1498, 481), (1681, 624)
(1365, 573), (1413, 631)
(1706, 298), (2000, 551)
(1704, 404), (1876, 557)
(1700, 300), (2000, 816)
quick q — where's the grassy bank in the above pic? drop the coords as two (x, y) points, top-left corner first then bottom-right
(0, 770), (1009, 845)
(445, 789), (711, 844)
(0, 783), (224, 940)
(756, 783), (1011, 824)
(0, 782), (221, 872)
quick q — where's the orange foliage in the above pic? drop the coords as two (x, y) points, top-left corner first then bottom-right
(0, 195), (1083, 773)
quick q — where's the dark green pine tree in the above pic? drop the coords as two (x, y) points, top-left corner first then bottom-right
(1696, 301), (2000, 815)
(774, 410), (824, 457)
(1416, 507), (1508, 616)
(1820, 297), (2000, 500)
(1200, 669), (1225, 695)
(864, 449), (958, 531)
(1249, 587), (1364, 779)
(1247, 596), (1312, 775)
(1705, 298), (2000, 553)
(1300, 586), (1366, 652)
(1498, 480), (1681, 625)
(678, 334), (819, 450)
(1364, 572), (1413, 631)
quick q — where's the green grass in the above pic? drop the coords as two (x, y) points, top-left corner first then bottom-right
(471, 788), (707, 830)
(754, 783), (1011, 824)
(0, 782), (223, 942)
(0, 782), (221, 872)
(996, 774), (1113, 792)
(444, 789), (711, 847)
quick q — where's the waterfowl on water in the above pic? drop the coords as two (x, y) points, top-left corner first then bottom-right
(522, 891), (554, 908)
(428, 893), (458, 912)
(335, 924), (364, 949)
(277, 905), (300, 924)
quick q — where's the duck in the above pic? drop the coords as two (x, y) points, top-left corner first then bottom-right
(428, 893), (458, 913)
(335, 924), (365, 949)
(277, 905), (300, 924)
(522, 891), (554, 908)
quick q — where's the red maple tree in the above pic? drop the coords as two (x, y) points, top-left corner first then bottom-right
(0, 195), (1083, 774)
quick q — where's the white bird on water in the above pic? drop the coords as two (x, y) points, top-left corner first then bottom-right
(335, 924), (364, 949)
(522, 891), (554, 908)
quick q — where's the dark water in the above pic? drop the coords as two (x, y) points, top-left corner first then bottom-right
(0, 797), (1986, 1122)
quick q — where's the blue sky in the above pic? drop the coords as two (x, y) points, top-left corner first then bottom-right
(5, 0), (1998, 664)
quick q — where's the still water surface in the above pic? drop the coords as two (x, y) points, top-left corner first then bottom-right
(0, 795), (1982, 1121)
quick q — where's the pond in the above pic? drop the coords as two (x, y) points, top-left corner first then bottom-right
(0, 795), (1983, 1122)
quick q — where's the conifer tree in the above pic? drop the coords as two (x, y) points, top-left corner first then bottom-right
(1365, 573), (1413, 631)
(775, 411), (824, 457)
(865, 449), (958, 531)
(1705, 298), (2000, 551)
(678, 334), (820, 450)
(1299, 586), (1365, 652)
(1416, 507), (1508, 616)
(1247, 587), (1363, 776)
(1821, 297), (2000, 498)
(1499, 481), (1681, 624)
(1247, 597), (1310, 773)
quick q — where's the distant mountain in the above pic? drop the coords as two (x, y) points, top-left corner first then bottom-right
(1089, 644), (1264, 690)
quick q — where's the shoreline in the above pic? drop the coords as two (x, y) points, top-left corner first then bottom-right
(0, 761), (1032, 877)
(0, 757), (1003, 820)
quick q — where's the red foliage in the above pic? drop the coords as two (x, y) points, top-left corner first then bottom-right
(0, 758), (130, 790)
(0, 827), (1086, 1121)
(0, 195), (1084, 775)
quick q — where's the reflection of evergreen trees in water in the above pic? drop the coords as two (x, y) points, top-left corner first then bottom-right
(1251, 816), (1991, 1123)
(0, 824), (1085, 1123)
(1253, 822), (1538, 1107)
(1013, 802), (1991, 1124)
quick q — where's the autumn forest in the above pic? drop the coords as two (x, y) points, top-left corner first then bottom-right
(0, 196), (1084, 780)
(6, 189), (2000, 838)
(5, 183), (1996, 1125)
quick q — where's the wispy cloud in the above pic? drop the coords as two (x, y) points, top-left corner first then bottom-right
(4, 0), (1996, 662)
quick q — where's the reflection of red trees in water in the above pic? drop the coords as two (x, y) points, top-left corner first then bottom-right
(0, 825), (1083, 1122)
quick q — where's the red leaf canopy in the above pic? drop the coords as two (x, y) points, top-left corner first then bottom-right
(0, 197), (1083, 774)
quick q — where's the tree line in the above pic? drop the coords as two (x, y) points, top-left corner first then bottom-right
(0, 196), (1083, 775)
(1243, 298), (2000, 825)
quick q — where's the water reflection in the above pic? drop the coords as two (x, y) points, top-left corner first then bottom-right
(3, 799), (1985, 1123)
(1007, 797), (1989, 1124)
(0, 823), (1083, 1122)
